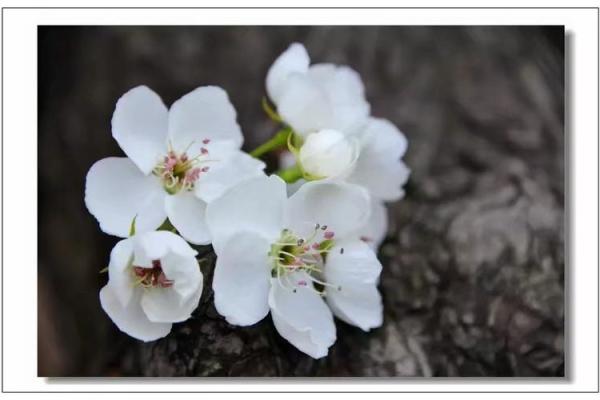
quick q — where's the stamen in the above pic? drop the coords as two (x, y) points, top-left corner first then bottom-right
(132, 260), (174, 289)
(324, 231), (335, 239)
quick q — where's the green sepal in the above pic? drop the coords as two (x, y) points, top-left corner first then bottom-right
(157, 218), (177, 233)
(129, 215), (137, 236)
(262, 97), (282, 123)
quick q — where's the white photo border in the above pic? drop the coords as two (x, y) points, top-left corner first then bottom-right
(1, 4), (597, 394)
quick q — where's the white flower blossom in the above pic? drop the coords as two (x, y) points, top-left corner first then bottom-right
(206, 175), (383, 358)
(85, 85), (265, 244)
(99, 230), (203, 342)
(268, 43), (411, 248)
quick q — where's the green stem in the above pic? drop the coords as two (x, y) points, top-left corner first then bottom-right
(276, 164), (304, 183)
(250, 129), (290, 158)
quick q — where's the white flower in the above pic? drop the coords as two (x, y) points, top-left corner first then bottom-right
(266, 43), (370, 137)
(268, 43), (411, 248)
(206, 175), (383, 358)
(99, 230), (203, 342)
(298, 129), (359, 179)
(85, 85), (265, 245)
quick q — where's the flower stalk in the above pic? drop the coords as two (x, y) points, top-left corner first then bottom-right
(276, 164), (303, 183)
(249, 128), (291, 158)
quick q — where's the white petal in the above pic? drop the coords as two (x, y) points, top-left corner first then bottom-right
(359, 117), (408, 160)
(269, 272), (336, 359)
(347, 118), (409, 201)
(194, 151), (266, 204)
(140, 254), (203, 323)
(266, 43), (310, 104)
(206, 175), (286, 253)
(85, 157), (167, 238)
(111, 86), (168, 175)
(325, 239), (382, 287)
(132, 230), (197, 266)
(106, 238), (135, 307)
(168, 86), (243, 152)
(277, 74), (333, 136)
(160, 251), (203, 300)
(324, 239), (383, 331)
(212, 231), (272, 326)
(100, 284), (171, 342)
(285, 180), (370, 239)
(135, 232), (202, 322)
(308, 64), (370, 134)
(348, 157), (410, 202)
(326, 283), (383, 332)
(165, 192), (211, 245)
(359, 200), (388, 250)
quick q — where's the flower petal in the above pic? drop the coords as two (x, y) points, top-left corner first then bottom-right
(325, 239), (382, 287)
(212, 231), (272, 326)
(165, 192), (211, 245)
(194, 151), (266, 204)
(266, 42), (310, 104)
(168, 86), (243, 152)
(308, 63), (370, 134)
(347, 118), (410, 201)
(326, 283), (383, 332)
(140, 254), (203, 323)
(160, 251), (203, 301)
(106, 238), (135, 307)
(359, 117), (408, 159)
(358, 200), (388, 250)
(100, 284), (171, 342)
(277, 74), (333, 136)
(348, 158), (410, 202)
(269, 272), (336, 359)
(132, 230), (198, 266)
(85, 157), (167, 238)
(206, 175), (286, 253)
(285, 180), (370, 240)
(324, 239), (383, 331)
(111, 86), (168, 175)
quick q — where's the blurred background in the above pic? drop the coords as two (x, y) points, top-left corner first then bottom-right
(38, 26), (564, 377)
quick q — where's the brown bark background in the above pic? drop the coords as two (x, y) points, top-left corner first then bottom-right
(38, 26), (564, 377)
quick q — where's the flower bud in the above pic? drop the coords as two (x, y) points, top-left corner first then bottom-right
(299, 129), (357, 179)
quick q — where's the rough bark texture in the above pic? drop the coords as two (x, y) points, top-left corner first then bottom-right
(38, 26), (564, 377)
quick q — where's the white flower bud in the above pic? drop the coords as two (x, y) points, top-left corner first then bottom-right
(299, 129), (358, 179)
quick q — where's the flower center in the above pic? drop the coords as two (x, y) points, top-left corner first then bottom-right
(153, 139), (212, 194)
(132, 260), (173, 288)
(269, 223), (341, 295)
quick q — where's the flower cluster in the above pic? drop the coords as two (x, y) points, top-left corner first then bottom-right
(86, 43), (409, 358)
